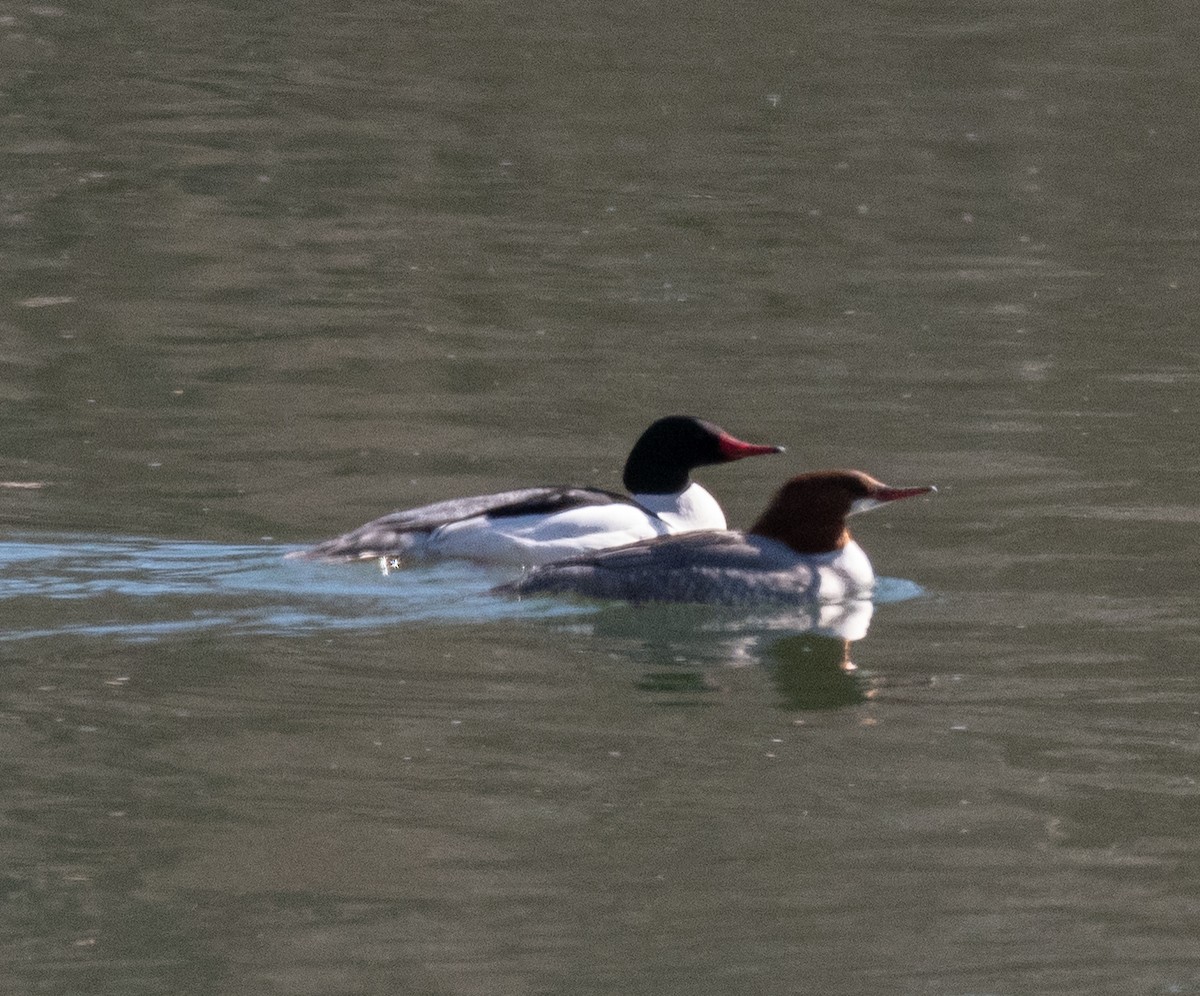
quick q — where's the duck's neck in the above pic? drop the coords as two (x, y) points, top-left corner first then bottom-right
(633, 482), (726, 532)
(750, 509), (851, 555)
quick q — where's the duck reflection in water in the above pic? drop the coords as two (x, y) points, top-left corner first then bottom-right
(635, 632), (869, 711)
(574, 596), (875, 711)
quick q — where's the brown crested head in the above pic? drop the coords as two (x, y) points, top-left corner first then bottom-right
(749, 470), (936, 554)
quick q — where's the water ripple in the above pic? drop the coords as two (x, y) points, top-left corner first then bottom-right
(1, 533), (925, 644)
(0, 532), (579, 642)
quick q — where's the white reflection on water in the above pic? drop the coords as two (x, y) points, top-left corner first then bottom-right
(0, 533), (924, 646)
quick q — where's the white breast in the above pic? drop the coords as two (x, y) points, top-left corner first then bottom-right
(633, 482), (727, 533)
(812, 541), (875, 601)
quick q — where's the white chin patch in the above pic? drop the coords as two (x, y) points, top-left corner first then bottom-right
(849, 497), (885, 516)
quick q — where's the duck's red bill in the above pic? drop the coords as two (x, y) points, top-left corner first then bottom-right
(874, 484), (937, 503)
(717, 434), (786, 461)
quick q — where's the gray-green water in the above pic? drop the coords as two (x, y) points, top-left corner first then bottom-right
(3, 2), (1199, 993)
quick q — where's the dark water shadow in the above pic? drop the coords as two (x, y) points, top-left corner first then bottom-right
(766, 633), (868, 710)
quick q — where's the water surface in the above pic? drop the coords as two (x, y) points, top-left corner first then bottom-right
(3, 1), (1200, 994)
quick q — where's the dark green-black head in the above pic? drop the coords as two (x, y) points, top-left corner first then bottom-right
(622, 415), (783, 495)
